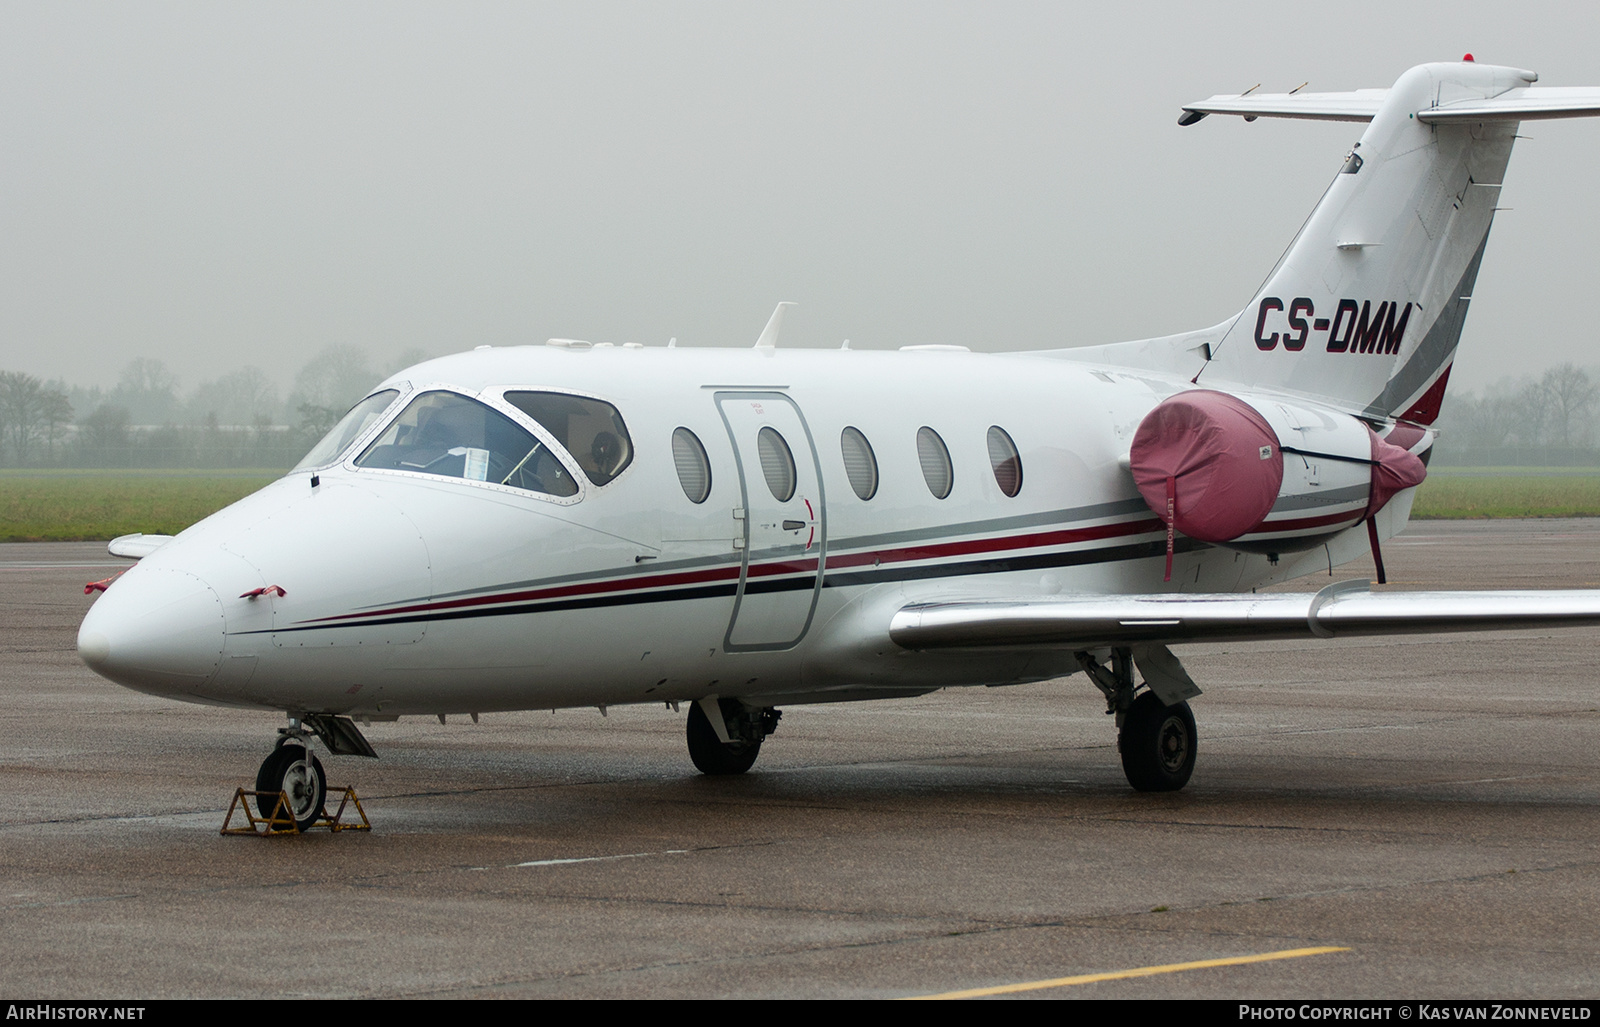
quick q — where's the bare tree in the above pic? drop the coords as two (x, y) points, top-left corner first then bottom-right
(187, 365), (281, 426)
(112, 357), (181, 425)
(39, 388), (72, 460)
(0, 371), (45, 466)
(290, 346), (378, 414)
(1439, 390), (1518, 449)
(1541, 363), (1598, 448)
(79, 405), (131, 466)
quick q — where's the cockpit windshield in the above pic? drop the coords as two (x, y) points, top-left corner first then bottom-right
(504, 392), (634, 486)
(354, 390), (579, 497)
(293, 390), (401, 471)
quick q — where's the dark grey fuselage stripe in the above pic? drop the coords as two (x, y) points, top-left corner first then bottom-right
(827, 498), (1151, 553)
(1364, 230), (1491, 419)
(1270, 483), (1371, 512)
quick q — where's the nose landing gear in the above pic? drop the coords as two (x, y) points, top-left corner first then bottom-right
(238, 713), (377, 833)
(255, 740), (327, 832)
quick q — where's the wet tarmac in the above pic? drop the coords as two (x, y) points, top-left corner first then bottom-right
(3, 522), (1599, 998)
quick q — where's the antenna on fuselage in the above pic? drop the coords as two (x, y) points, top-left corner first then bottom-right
(841, 339), (850, 350)
(668, 337), (677, 348)
(754, 302), (796, 350)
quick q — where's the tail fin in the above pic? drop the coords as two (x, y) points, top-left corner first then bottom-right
(1191, 61), (1600, 424)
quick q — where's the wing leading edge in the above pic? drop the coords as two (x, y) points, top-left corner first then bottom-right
(888, 581), (1600, 651)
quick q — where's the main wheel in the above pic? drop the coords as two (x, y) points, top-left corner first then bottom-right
(686, 701), (762, 775)
(255, 744), (327, 830)
(1119, 691), (1196, 792)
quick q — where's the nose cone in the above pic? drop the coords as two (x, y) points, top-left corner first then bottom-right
(79, 566), (226, 696)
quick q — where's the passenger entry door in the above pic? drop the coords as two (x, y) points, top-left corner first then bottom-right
(715, 392), (826, 651)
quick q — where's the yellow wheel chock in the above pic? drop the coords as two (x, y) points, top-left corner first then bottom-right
(221, 785), (371, 836)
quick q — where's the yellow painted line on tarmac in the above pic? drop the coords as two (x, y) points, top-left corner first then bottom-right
(908, 945), (1350, 1000)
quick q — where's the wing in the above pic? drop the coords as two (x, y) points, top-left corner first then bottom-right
(889, 580), (1600, 651)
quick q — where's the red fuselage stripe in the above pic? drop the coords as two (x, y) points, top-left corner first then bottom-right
(304, 515), (1168, 624)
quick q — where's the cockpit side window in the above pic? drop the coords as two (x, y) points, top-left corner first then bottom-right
(355, 390), (578, 497)
(503, 392), (634, 486)
(293, 389), (401, 471)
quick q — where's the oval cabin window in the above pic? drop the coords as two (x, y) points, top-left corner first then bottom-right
(840, 426), (878, 500)
(917, 426), (953, 499)
(757, 426), (796, 502)
(672, 427), (712, 504)
(987, 426), (1023, 497)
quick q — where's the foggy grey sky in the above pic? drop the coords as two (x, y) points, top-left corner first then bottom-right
(3, 1), (1599, 397)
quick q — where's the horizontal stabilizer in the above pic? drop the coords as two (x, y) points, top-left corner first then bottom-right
(107, 533), (174, 560)
(1180, 89), (1389, 124)
(1417, 86), (1600, 123)
(1182, 83), (1600, 127)
(889, 583), (1600, 651)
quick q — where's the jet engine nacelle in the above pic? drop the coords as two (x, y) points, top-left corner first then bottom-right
(1129, 390), (1427, 555)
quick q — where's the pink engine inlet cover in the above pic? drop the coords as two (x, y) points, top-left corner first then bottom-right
(1129, 391), (1284, 543)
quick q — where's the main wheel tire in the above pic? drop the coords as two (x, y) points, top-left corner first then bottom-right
(686, 701), (761, 775)
(255, 744), (327, 830)
(1119, 692), (1196, 792)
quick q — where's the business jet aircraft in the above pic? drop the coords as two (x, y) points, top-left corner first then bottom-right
(78, 58), (1600, 829)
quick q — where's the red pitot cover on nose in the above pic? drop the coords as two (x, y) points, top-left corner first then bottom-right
(1129, 391), (1284, 543)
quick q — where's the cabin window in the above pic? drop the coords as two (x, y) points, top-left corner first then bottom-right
(355, 390), (578, 497)
(917, 427), (953, 499)
(757, 427), (797, 502)
(987, 426), (1023, 497)
(504, 392), (633, 486)
(840, 426), (878, 500)
(293, 389), (401, 471)
(672, 427), (712, 504)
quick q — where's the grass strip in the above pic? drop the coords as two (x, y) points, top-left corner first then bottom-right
(5, 471), (1600, 542)
(1412, 475), (1600, 518)
(0, 475), (278, 542)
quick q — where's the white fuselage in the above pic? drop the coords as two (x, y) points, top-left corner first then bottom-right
(81, 343), (1372, 718)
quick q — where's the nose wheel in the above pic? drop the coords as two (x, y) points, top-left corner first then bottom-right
(255, 743), (327, 831)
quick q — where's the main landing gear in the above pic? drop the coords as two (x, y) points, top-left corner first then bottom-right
(686, 698), (781, 775)
(1077, 647), (1199, 792)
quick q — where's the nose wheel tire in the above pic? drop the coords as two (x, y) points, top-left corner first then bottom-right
(255, 744), (327, 830)
(686, 701), (762, 775)
(1119, 692), (1196, 792)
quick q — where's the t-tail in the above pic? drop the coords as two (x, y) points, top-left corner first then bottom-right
(1099, 59), (1600, 425)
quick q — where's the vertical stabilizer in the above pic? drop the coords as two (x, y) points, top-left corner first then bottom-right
(1195, 62), (1529, 423)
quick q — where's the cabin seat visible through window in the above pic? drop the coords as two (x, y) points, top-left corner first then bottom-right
(504, 392), (634, 486)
